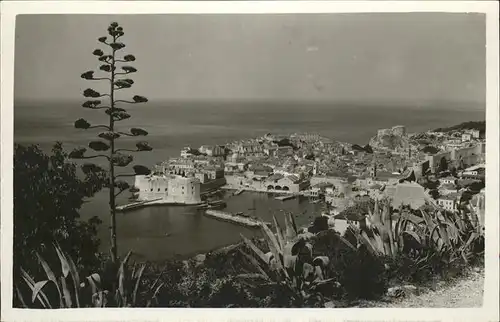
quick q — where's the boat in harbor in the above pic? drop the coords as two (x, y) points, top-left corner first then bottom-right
(207, 200), (227, 209)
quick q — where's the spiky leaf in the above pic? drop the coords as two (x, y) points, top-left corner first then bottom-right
(124, 54), (136, 62)
(98, 131), (121, 141)
(115, 80), (132, 88)
(98, 55), (112, 62)
(31, 280), (50, 304)
(68, 147), (87, 159)
(81, 163), (105, 175)
(121, 66), (137, 74)
(112, 154), (133, 167)
(83, 88), (101, 98)
(115, 180), (130, 191)
(133, 95), (148, 103)
(112, 111), (131, 121)
(82, 100), (102, 108)
(136, 141), (153, 151)
(130, 128), (148, 136)
(74, 118), (91, 129)
(100, 64), (112, 72)
(133, 165), (151, 175)
(110, 42), (126, 50)
(54, 243), (71, 278)
(81, 71), (95, 80)
(89, 140), (110, 151)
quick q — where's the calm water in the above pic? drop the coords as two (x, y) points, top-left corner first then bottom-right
(14, 101), (484, 260)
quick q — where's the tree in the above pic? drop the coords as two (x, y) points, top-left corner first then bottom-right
(308, 216), (329, 234)
(71, 22), (152, 262)
(14, 143), (104, 277)
(438, 157), (448, 173)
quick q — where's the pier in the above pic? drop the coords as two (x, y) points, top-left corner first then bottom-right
(233, 189), (244, 196)
(275, 194), (298, 201)
(116, 198), (162, 212)
(116, 198), (205, 212)
(204, 210), (270, 228)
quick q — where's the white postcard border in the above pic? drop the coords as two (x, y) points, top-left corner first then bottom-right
(1, 1), (499, 322)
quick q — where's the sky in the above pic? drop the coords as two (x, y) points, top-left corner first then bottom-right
(14, 13), (486, 105)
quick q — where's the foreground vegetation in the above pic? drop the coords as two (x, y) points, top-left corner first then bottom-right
(14, 160), (484, 307)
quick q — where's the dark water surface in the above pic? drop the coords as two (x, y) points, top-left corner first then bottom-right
(14, 101), (484, 260)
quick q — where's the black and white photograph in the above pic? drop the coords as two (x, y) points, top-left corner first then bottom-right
(1, 1), (499, 321)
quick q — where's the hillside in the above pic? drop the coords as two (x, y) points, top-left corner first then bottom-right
(433, 121), (485, 133)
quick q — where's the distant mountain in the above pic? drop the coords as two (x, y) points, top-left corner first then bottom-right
(433, 121), (485, 134)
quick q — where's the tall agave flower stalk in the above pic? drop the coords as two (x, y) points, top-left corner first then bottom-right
(238, 212), (345, 307)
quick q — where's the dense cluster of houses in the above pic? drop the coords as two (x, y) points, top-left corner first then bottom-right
(130, 127), (486, 220)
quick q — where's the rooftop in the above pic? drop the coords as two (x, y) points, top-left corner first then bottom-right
(391, 182), (426, 210)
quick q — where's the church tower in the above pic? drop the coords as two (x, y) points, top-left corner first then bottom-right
(369, 159), (377, 178)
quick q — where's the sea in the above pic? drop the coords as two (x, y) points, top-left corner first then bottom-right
(14, 100), (485, 261)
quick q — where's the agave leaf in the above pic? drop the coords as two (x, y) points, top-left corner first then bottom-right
(148, 270), (164, 294)
(146, 282), (165, 307)
(86, 273), (101, 296)
(36, 252), (63, 307)
(439, 224), (451, 247)
(54, 243), (71, 278)
(15, 285), (29, 308)
(66, 253), (81, 307)
(283, 212), (297, 242)
(338, 234), (357, 250)
(302, 262), (315, 280)
(31, 280), (49, 304)
(118, 266), (127, 304)
(461, 233), (478, 252)
(240, 233), (269, 264)
(359, 230), (381, 256)
(313, 256), (330, 268)
(60, 276), (73, 308)
(236, 273), (270, 280)
(238, 249), (271, 281)
(313, 265), (324, 281)
(403, 230), (422, 244)
(273, 215), (285, 249)
(283, 254), (298, 269)
(132, 264), (146, 305)
(260, 222), (285, 272)
(314, 278), (340, 288)
(21, 269), (52, 308)
(131, 265), (137, 281)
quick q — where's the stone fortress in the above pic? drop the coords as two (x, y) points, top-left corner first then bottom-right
(134, 174), (202, 205)
(369, 125), (409, 151)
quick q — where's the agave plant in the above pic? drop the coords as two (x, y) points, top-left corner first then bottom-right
(112, 251), (165, 307)
(16, 243), (105, 308)
(238, 212), (342, 307)
(348, 199), (422, 260)
(16, 244), (164, 308)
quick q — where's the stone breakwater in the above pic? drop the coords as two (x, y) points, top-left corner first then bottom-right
(204, 209), (270, 228)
